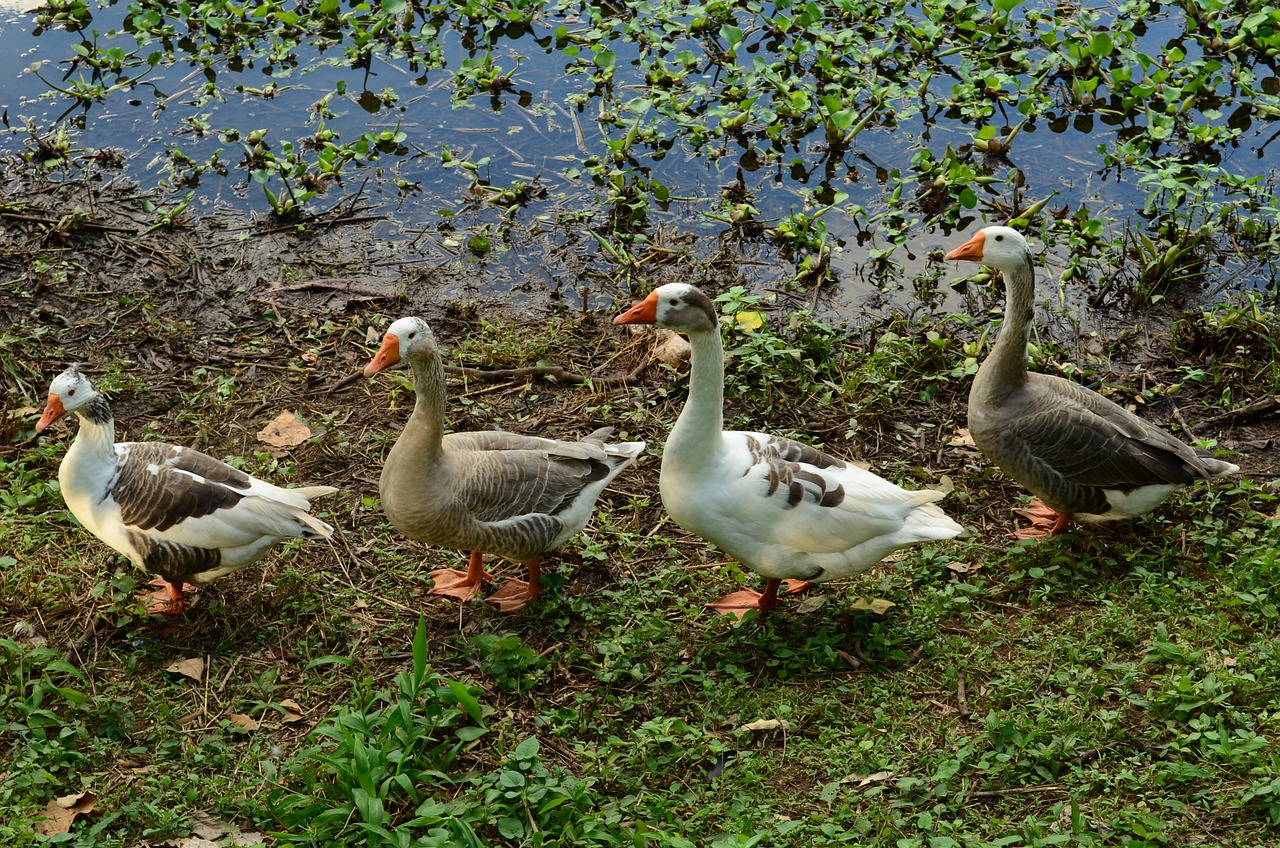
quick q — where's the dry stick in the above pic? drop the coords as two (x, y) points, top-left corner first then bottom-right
(63, 613), (105, 665)
(320, 359), (651, 396)
(967, 785), (1066, 799)
(1193, 395), (1280, 431)
(956, 670), (970, 718)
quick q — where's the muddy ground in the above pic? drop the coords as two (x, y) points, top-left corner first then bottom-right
(2, 162), (1279, 842)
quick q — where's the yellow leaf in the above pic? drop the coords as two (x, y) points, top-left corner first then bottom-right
(848, 597), (896, 615)
(734, 310), (765, 332)
(256, 410), (312, 449)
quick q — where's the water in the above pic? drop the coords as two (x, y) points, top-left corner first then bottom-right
(2, 0), (1278, 311)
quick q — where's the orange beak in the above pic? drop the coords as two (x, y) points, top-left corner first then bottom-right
(945, 230), (986, 262)
(35, 393), (65, 433)
(613, 291), (660, 325)
(364, 333), (401, 377)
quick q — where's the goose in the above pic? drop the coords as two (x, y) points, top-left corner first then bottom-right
(364, 316), (645, 613)
(614, 283), (963, 615)
(946, 225), (1240, 538)
(35, 366), (337, 614)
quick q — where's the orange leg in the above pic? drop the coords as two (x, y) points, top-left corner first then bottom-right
(429, 551), (492, 602)
(1011, 499), (1073, 540)
(707, 578), (813, 618)
(486, 557), (542, 614)
(144, 577), (195, 616)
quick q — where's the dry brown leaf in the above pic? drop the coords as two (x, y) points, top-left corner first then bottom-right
(178, 839), (222, 848)
(794, 594), (827, 615)
(164, 657), (204, 682)
(848, 597), (896, 615)
(856, 770), (895, 787)
(227, 713), (260, 732)
(947, 428), (976, 448)
(190, 810), (236, 840)
(10, 405), (39, 419)
(652, 328), (691, 366)
(278, 698), (305, 724)
(233, 834), (266, 847)
(946, 561), (982, 575)
(34, 791), (97, 836)
(738, 718), (790, 732)
(256, 411), (312, 449)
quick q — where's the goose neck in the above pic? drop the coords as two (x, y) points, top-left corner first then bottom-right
(977, 255), (1036, 397)
(668, 325), (726, 453)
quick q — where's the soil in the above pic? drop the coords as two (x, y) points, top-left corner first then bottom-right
(2, 162), (1278, 836)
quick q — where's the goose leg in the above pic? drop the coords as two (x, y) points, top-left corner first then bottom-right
(486, 557), (541, 614)
(144, 577), (195, 615)
(707, 578), (811, 617)
(1011, 499), (1072, 539)
(429, 551), (492, 602)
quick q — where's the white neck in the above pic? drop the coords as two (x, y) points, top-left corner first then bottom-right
(665, 324), (727, 469)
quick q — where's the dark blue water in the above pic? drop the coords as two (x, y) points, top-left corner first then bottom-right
(2, 0), (1277, 300)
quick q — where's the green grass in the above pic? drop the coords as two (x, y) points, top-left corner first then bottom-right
(2, 281), (1278, 846)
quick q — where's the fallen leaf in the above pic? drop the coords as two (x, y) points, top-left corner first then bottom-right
(178, 838), (222, 848)
(948, 428), (976, 448)
(734, 310), (765, 332)
(9, 405), (39, 419)
(652, 328), (691, 366)
(34, 791), (97, 836)
(191, 810), (236, 841)
(946, 561), (982, 575)
(227, 713), (260, 731)
(856, 770), (895, 787)
(164, 657), (204, 682)
(738, 718), (790, 732)
(366, 325), (382, 344)
(794, 594), (827, 615)
(353, 597), (369, 610)
(848, 597), (896, 615)
(278, 698), (305, 724)
(256, 411), (312, 449)
(233, 833), (267, 847)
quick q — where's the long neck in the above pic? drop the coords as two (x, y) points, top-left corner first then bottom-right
(391, 349), (447, 465)
(667, 324), (726, 458)
(65, 396), (118, 472)
(974, 254), (1035, 402)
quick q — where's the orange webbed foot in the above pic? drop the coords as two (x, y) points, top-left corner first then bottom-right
(1010, 499), (1072, 540)
(428, 568), (491, 602)
(144, 578), (195, 616)
(706, 588), (772, 618)
(486, 579), (536, 614)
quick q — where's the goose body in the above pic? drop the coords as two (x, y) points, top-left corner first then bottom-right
(946, 226), (1239, 536)
(364, 317), (645, 612)
(614, 283), (962, 614)
(35, 367), (336, 612)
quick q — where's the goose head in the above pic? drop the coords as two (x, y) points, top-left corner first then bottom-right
(36, 367), (99, 432)
(614, 283), (718, 334)
(945, 226), (1032, 275)
(364, 316), (438, 377)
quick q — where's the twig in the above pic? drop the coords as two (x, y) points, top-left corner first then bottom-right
(956, 670), (970, 718)
(1192, 395), (1280, 431)
(967, 784), (1066, 799)
(63, 613), (105, 664)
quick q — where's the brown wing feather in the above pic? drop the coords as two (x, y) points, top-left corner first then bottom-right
(112, 443), (246, 532)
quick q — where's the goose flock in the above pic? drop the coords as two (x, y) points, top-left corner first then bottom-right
(34, 226), (1240, 617)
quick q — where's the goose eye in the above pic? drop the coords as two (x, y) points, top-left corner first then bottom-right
(668, 298), (679, 306)
(67, 389), (76, 396)
(994, 235), (1004, 242)
(407, 332), (416, 339)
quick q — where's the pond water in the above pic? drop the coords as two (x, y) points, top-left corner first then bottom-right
(2, 0), (1278, 311)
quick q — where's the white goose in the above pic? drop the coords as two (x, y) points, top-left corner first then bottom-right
(614, 283), (963, 615)
(364, 316), (645, 613)
(35, 366), (337, 614)
(946, 225), (1240, 537)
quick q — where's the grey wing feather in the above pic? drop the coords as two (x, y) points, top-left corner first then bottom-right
(112, 443), (247, 532)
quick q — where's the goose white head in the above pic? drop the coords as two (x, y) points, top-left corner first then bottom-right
(945, 225), (1032, 274)
(36, 367), (100, 432)
(364, 316), (437, 377)
(613, 282), (718, 333)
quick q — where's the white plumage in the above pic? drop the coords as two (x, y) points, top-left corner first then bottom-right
(36, 367), (337, 613)
(615, 283), (962, 614)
